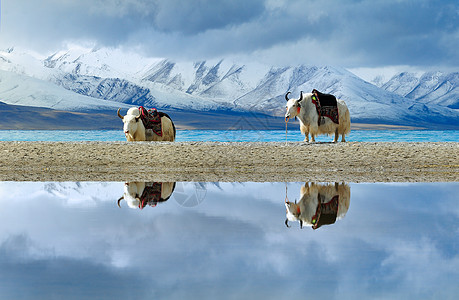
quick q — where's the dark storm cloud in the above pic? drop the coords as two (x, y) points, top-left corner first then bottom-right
(1, 0), (265, 46)
(1, 0), (457, 68)
(151, 0), (265, 34)
(325, 0), (459, 67)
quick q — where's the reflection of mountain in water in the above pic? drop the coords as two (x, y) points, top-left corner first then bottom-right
(43, 182), (121, 204)
(40, 182), (222, 208)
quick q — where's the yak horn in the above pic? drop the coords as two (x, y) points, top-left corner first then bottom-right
(285, 219), (290, 228)
(117, 196), (124, 208)
(285, 92), (291, 101)
(300, 91), (304, 99)
(117, 108), (123, 119)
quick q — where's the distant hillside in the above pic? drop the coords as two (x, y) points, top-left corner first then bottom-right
(0, 101), (287, 130)
(0, 102), (121, 130)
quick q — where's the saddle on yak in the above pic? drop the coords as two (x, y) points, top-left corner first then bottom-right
(139, 106), (162, 137)
(311, 194), (339, 230)
(311, 89), (339, 126)
(139, 182), (164, 209)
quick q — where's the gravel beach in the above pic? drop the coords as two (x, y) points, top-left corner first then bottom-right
(1, 141), (457, 182)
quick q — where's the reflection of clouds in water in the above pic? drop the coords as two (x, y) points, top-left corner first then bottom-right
(333, 183), (459, 298)
(382, 238), (447, 289)
(173, 182), (207, 207)
(0, 182), (458, 299)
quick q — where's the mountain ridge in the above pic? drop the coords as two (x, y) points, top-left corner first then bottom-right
(0, 46), (457, 129)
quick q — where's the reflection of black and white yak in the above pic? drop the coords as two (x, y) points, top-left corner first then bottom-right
(285, 182), (350, 229)
(117, 107), (176, 141)
(285, 91), (350, 142)
(117, 182), (176, 209)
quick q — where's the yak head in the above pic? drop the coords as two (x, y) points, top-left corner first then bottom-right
(117, 182), (143, 209)
(284, 91), (304, 121)
(285, 200), (304, 229)
(117, 108), (142, 140)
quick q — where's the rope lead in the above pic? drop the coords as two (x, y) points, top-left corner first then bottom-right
(285, 117), (289, 144)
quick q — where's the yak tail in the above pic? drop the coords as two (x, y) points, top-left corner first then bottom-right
(158, 112), (176, 139)
(342, 107), (351, 135)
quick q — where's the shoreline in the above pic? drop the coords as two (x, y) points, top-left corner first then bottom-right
(1, 141), (458, 182)
(0, 123), (432, 131)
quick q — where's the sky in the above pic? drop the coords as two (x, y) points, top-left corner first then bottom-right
(0, 181), (459, 299)
(0, 0), (458, 79)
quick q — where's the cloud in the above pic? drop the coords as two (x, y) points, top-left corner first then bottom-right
(1, 0), (457, 69)
(151, 0), (265, 34)
(0, 235), (144, 300)
(0, 182), (459, 298)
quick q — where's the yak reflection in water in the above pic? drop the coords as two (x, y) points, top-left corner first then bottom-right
(285, 182), (351, 229)
(117, 182), (176, 209)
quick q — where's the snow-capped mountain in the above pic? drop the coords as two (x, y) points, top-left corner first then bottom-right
(381, 71), (459, 109)
(0, 46), (458, 129)
(0, 70), (131, 111)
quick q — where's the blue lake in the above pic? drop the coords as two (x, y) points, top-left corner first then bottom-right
(0, 181), (458, 299)
(0, 129), (458, 142)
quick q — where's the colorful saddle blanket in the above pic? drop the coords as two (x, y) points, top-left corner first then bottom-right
(311, 194), (339, 230)
(139, 182), (163, 209)
(139, 106), (162, 136)
(311, 89), (339, 125)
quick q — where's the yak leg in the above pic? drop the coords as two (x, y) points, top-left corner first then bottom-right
(311, 134), (315, 142)
(333, 129), (339, 143)
(300, 124), (309, 142)
(341, 133), (346, 142)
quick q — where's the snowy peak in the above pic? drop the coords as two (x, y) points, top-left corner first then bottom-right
(407, 71), (445, 99)
(141, 59), (255, 101)
(0, 69), (130, 111)
(382, 72), (421, 96)
(43, 46), (163, 79)
(382, 71), (459, 109)
(144, 59), (177, 85)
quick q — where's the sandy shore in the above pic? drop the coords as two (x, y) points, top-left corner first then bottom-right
(0, 141), (457, 182)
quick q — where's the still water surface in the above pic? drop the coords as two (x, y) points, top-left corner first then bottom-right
(0, 129), (458, 142)
(1, 181), (458, 299)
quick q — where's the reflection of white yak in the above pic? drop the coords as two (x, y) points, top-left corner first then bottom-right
(285, 91), (350, 142)
(285, 182), (350, 229)
(118, 182), (176, 209)
(117, 107), (176, 141)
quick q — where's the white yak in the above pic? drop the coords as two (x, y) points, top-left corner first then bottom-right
(117, 182), (176, 209)
(285, 91), (350, 142)
(285, 182), (350, 229)
(117, 107), (176, 142)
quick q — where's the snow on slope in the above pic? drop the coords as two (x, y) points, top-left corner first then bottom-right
(382, 71), (459, 109)
(1, 46), (458, 127)
(44, 46), (164, 80)
(0, 181), (122, 206)
(140, 58), (267, 102)
(0, 47), (52, 79)
(0, 70), (130, 111)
